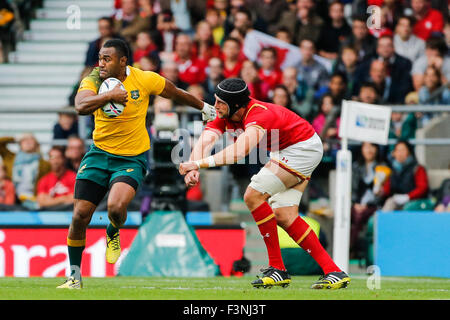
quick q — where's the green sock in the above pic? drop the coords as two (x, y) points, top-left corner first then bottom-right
(107, 223), (119, 238)
(67, 238), (85, 279)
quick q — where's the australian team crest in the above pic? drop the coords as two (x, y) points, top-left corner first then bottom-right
(130, 90), (140, 100)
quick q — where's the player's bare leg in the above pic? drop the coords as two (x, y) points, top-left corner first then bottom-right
(105, 182), (136, 264)
(57, 199), (97, 289)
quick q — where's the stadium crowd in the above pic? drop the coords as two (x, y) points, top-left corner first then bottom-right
(0, 0), (450, 260)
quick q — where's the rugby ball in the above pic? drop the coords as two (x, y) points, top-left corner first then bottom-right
(98, 78), (126, 118)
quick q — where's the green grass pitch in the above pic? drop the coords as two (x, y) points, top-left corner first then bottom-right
(0, 275), (449, 300)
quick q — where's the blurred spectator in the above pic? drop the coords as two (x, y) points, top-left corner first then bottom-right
(173, 33), (206, 85)
(36, 147), (76, 211)
(333, 45), (360, 97)
(312, 93), (340, 140)
(312, 93), (341, 161)
(133, 31), (159, 66)
(153, 95), (174, 114)
(138, 53), (161, 72)
(138, 0), (158, 24)
(277, 0), (324, 46)
(321, 71), (348, 106)
(113, 0), (151, 45)
(394, 15), (426, 65)
(361, 35), (413, 103)
(380, 0), (405, 31)
(275, 26), (293, 44)
(0, 134), (50, 210)
(160, 59), (189, 90)
(205, 8), (225, 45)
(350, 142), (386, 257)
(367, 6), (394, 39)
(410, 0), (444, 41)
(356, 82), (380, 104)
(434, 178), (450, 213)
(354, 52), (412, 104)
(0, 162), (15, 207)
(0, 0), (15, 63)
(411, 36), (450, 91)
(316, 1), (352, 60)
(53, 109), (79, 140)
(381, 140), (429, 211)
(388, 111), (417, 149)
(226, 7), (254, 37)
(156, 9), (181, 53)
(65, 136), (86, 172)
(187, 84), (205, 101)
(191, 20), (222, 65)
(247, 0), (288, 36)
(296, 39), (330, 97)
(281, 66), (316, 120)
(221, 37), (244, 78)
(417, 66), (450, 126)
(84, 17), (121, 71)
(444, 22), (450, 55)
(159, 0), (206, 32)
(201, 57), (225, 105)
(271, 84), (292, 108)
(257, 47), (283, 95)
(342, 15), (377, 61)
(240, 59), (270, 101)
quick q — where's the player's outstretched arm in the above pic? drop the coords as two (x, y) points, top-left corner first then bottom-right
(179, 126), (265, 175)
(75, 86), (128, 115)
(159, 78), (216, 122)
(183, 129), (221, 187)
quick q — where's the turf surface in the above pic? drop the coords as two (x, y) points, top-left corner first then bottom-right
(0, 275), (449, 300)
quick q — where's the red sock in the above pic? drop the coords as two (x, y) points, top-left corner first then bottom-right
(286, 216), (341, 274)
(251, 202), (285, 271)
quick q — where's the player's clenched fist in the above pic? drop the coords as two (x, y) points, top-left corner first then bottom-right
(184, 170), (200, 187)
(108, 85), (128, 105)
(179, 161), (199, 175)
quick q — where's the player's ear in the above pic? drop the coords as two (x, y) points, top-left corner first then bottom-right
(120, 55), (127, 67)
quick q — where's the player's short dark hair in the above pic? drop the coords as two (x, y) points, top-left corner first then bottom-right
(235, 7), (252, 22)
(223, 36), (242, 47)
(260, 46), (277, 58)
(103, 38), (130, 62)
(359, 81), (379, 92)
(98, 16), (114, 26)
(425, 36), (448, 56)
(49, 145), (66, 158)
(396, 15), (416, 27)
(351, 14), (368, 23)
(330, 71), (348, 84)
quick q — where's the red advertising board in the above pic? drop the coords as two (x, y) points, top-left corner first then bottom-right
(195, 228), (246, 277)
(0, 228), (138, 277)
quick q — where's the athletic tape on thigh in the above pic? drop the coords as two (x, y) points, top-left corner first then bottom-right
(268, 188), (303, 209)
(249, 167), (286, 196)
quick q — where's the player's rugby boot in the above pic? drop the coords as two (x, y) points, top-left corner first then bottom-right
(251, 266), (291, 289)
(106, 231), (121, 264)
(310, 271), (351, 289)
(56, 276), (83, 289)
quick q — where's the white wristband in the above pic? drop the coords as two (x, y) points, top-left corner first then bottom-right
(194, 160), (201, 169)
(206, 156), (216, 168)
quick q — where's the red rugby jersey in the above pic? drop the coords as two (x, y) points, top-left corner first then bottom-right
(205, 98), (316, 151)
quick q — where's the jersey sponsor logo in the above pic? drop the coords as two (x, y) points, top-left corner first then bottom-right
(78, 164), (87, 174)
(130, 90), (140, 100)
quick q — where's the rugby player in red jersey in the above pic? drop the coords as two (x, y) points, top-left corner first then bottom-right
(179, 78), (350, 289)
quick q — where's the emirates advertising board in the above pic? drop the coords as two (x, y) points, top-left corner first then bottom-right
(0, 228), (138, 277)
